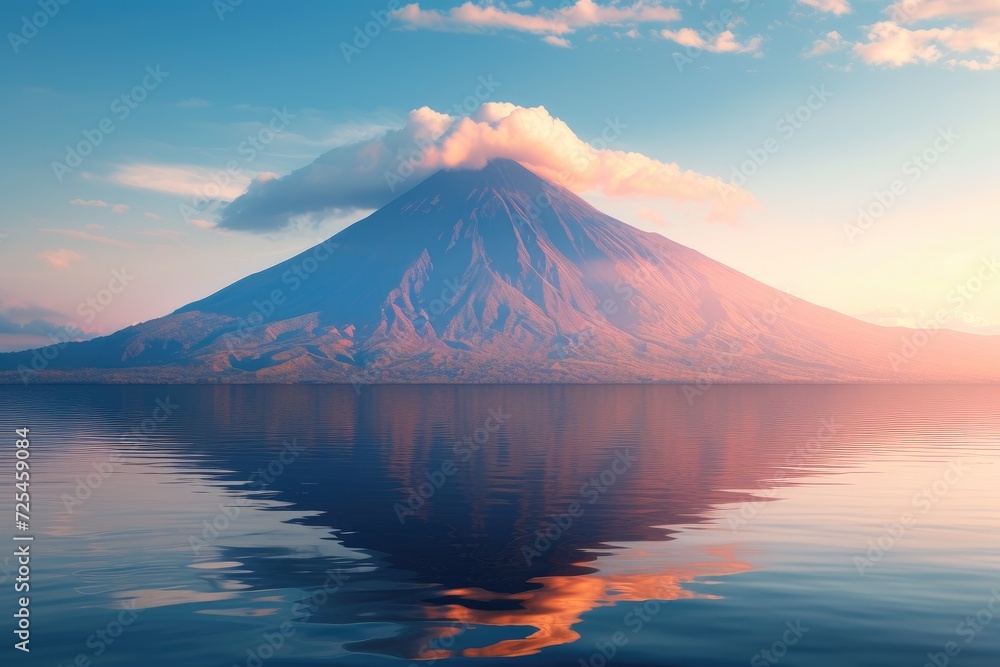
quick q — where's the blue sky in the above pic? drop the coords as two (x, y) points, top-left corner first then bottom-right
(1, 0), (998, 351)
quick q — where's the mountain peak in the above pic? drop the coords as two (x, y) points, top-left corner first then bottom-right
(407, 158), (555, 203)
(445, 157), (539, 180)
(5, 154), (1000, 384)
(387, 157), (609, 244)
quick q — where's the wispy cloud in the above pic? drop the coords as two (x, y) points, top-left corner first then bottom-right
(111, 164), (250, 199)
(659, 28), (762, 54)
(39, 248), (83, 269)
(393, 0), (681, 42)
(860, 304), (1000, 334)
(70, 198), (129, 213)
(41, 228), (132, 247)
(797, 0), (852, 16)
(174, 97), (212, 108)
(542, 35), (573, 48)
(805, 31), (847, 57)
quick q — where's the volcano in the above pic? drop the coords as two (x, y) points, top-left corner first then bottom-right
(4, 158), (999, 383)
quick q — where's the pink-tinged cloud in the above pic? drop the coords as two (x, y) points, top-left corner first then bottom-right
(951, 54), (1000, 69)
(805, 31), (847, 57)
(393, 0), (680, 37)
(69, 198), (129, 213)
(41, 228), (132, 248)
(797, 0), (852, 16)
(39, 248), (83, 269)
(217, 102), (756, 232)
(659, 28), (762, 54)
(853, 22), (944, 66)
(885, 0), (999, 22)
(542, 35), (573, 48)
(855, 1), (1000, 68)
(189, 218), (216, 229)
(111, 164), (249, 200)
(432, 103), (754, 211)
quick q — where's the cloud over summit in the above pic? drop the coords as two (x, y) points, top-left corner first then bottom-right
(217, 102), (755, 232)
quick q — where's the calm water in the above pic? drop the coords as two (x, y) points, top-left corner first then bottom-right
(1, 385), (998, 666)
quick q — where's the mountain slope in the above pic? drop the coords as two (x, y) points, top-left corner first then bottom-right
(4, 159), (999, 383)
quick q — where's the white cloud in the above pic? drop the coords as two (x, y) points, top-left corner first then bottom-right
(797, 0), (852, 16)
(393, 0), (681, 36)
(659, 27), (763, 54)
(542, 35), (573, 48)
(950, 54), (1000, 70)
(69, 198), (129, 212)
(854, 21), (944, 66)
(885, 0), (998, 23)
(111, 164), (250, 200)
(854, 0), (1000, 68)
(217, 102), (756, 232)
(805, 31), (847, 57)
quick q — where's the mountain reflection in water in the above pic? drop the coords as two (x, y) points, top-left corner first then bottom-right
(4, 384), (999, 667)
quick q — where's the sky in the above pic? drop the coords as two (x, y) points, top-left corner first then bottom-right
(1, 0), (998, 352)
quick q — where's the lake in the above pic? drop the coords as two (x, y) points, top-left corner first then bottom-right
(1, 385), (998, 666)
